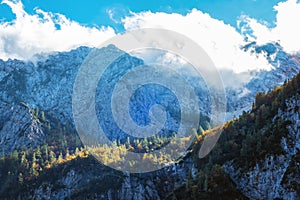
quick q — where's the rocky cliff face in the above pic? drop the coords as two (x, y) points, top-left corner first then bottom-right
(0, 103), (44, 155)
(0, 45), (200, 199)
(23, 158), (197, 200)
(226, 42), (300, 119)
(0, 43), (298, 152)
(0, 43), (299, 199)
(0, 46), (91, 123)
(224, 96), (300, 200)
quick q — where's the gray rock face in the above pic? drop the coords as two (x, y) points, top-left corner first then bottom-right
(31, 169), (83, 200)
(0, 43), (299, 199)
(0, 44), (210, 144)
(115, 158), (197, 200)
(224, 96), (300, 200)
(226, 42), (300, 119)
(0, 103), (44, 156)
(28, 157), (197, 200)
(0, 47), (91, 123)
(0, 42), (298, 144)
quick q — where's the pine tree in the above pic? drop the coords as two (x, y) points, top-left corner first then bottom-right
(20, 153), (27, 167)
(30, 153), (38, 176)
(32, 152), (36, 164)
(198, 125), (205, 135)
(142, 153), (147, 160)
(65, 149), (70, 159)
(41, 111), (46, 121)
(204, 174), (208, 191)
(36, 146), (42, 160)
(58, 152), (63, 164)
(186, 169), (193, 188)
(75, 147), (80, 156)
(11, 150), (19, 160)
(49, 150), (56, 165)
(42, 145), (49, 160)
(126, 137), (131, 146)
(18, 173), (24, 185)
(192, 128), (198, 140)
(204, 121), (211, 130)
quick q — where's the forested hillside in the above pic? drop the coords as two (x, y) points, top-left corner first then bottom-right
(0, 72), (298, 199)
(171, 72), (300, 199)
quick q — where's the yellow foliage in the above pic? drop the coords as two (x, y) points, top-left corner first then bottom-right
(142, 153), (147, 160)
(137, 143), (143, 150)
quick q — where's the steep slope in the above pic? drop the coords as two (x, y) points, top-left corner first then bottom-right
(0, 43), (298, 142)
(0, 46), (145, 152)
(226, 42), (300, 118)
(0, 103), (45, 156)
(173, 72), (300, 200)
(0, 44), (299, 199)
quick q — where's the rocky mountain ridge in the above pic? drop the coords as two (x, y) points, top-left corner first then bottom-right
(224, 96), (300, 199)
(0, 43), (299, 199)
(226, 42), (300, 118)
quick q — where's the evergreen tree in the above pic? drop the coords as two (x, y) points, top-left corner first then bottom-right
(41, 111), (46, 121)
(36, 146), (42, 160)
(20, 153), (27, 167)
(58, 152), (63, 163)
(65, 149), (70, 159)
(75, 147), (80, 156)
(18, 173), (23, 185)
(11, 150), (19, 160)
(32, 152), (36, 164)
(49, 150), (56, 165)
(198, 125), (205, 135)
(30, 153), (38, 176)
(186, 169), (193, 188)
(42, 145), (49, 160)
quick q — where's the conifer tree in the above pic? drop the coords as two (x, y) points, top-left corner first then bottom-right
(49, 150), (56, 165)
(18, 173), (23, 185)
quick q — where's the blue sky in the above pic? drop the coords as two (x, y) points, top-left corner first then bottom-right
(0, 0), (283, 32)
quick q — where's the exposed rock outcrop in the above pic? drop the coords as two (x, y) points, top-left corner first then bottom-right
(224, 96), (300, 200)
(0, 103), (44, 156)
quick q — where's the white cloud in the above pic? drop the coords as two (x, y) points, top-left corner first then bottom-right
(1, 0), (297, 74)
(239, 0), (300, 54)
(0, 0), (116, 60)
(122, 9), (273, 73)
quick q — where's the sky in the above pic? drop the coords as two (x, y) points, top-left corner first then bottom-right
(0, 0), (284, 31)
(0, 0), (299, 73)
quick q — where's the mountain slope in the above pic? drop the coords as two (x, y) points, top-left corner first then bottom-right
(226, 42), (300, 119)
(173, 72), (300, 200)
(0, 45), (299, 199)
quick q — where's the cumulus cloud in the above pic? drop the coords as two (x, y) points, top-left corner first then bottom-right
(0, 0), (116, 60)
(122, 9), (273, 73)
(0, 0), (297, 74)
(239, 0), (300, 54)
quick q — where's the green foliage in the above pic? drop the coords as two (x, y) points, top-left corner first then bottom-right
(1, 73), (298, 199)
(167, 164), (248, 200)
(172, 72), (300, 199)
(281, 152), (300, 196)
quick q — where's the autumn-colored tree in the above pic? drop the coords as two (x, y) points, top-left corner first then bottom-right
(49, 150), (57, 165)
(58, 152), (64, 164)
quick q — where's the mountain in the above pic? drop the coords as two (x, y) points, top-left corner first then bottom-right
(226, 42), (300, 119)
(172, 72), (300, 199)
(0, 44), (299, 199)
